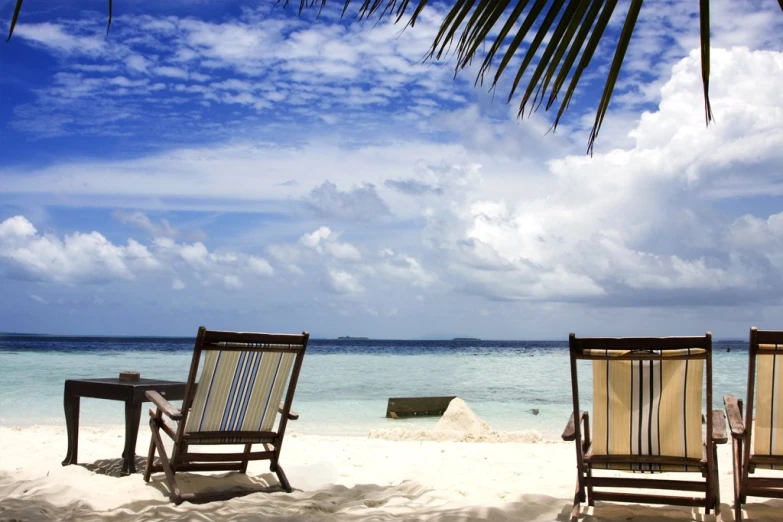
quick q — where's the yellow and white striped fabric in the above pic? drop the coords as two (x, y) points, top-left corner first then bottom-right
(588, 348), (705, 471)
(185, 347), (296, 436)
(753, 345), (783, 465)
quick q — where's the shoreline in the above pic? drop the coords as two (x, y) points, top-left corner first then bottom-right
(3, 424), (783, 521)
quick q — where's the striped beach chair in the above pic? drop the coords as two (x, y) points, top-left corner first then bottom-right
(143, 326), (309, 504)
(724, 328), (783, 521)
(562, 333), (727, 521)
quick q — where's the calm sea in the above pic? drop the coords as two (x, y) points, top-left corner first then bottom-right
(0, 336), (749, 439)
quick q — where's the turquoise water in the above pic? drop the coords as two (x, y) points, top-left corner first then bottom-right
(0, 337), (749, 439)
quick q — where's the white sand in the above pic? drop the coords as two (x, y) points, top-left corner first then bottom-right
(2, 403), (783, 521)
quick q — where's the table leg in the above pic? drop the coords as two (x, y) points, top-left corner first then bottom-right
(122, 399), (144, 475)
(62, 392), (80, 466)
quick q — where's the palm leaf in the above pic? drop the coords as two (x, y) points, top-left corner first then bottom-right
(523, 0), (587, 113)
(545, 0), (603, 111)
(107, 0), (113, 34)
(699, 0), (713, 125)
(6, 0), (23, 43)
(505, 0), (565, 107)
(488, 0), (548, 95)
(587, 0), (643, 155)
(553, 0), (618, 128)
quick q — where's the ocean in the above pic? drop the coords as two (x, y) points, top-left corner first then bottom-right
(0, 336), (750, 439)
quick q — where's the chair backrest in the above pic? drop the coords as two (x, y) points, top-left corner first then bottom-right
(747, 328), (783, 458)
(180, 327), (308, 436)
(569, 333), (712, 471)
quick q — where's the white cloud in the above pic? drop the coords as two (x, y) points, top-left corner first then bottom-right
(221, 274), (243, 290)
(126, 54), (150, 74)
(326, 268), (364, 294)
(374, 249), (434, 288)
(0, 215), (37, 238)
(306, 181), (390, 221)
(14, 23), (106, 55)
(428, 48), (783, 304)
(114, 210), (177, 237)
(153, 66), (189, 79)
(300, 226), (362, 262)
(0, 216), (158, 284)
(29, 294), (48, 304)
(7, 5), (477, 144)
(248, 256), (274, 276)
(172, 278), (186, 290)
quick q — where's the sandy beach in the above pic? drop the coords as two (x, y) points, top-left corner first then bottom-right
(2, 420), (783, 521)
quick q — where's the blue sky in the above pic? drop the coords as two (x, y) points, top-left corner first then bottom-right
(0, 1), (782, 338)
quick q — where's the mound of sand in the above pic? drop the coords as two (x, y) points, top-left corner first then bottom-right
(368, 398), (542, 443)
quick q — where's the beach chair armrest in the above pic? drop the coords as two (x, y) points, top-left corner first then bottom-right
(146, 390), (183, 421)
(279, 405), (299, 420)
(562, 411), (589, 441)
(723, 394), (745, 439)
(711, 409), (728, 444)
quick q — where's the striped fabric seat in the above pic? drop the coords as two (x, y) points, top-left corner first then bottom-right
(752, 343), (783, 467)
(185, 346), (296, 436)
(589, 348), (706, 471)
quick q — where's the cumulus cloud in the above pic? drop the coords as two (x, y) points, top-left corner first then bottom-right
(0, 215), (158, 284)
(428, 47), (783, 305)
(326, 268), (364, 294)
(248, 256), (274, 276)
(306, 181), (390, 221)
(300, 226), (362, 262)
(374, 249), (435, 288)
(0, 215), (281, 291)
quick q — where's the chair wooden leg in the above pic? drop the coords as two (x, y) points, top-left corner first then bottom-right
(240, 443), (253, 474)
(149, 420), (182, 504)
(733, 437), (743, 522)
(273, 462), (292, 493)
(144, 417), (158, 483)
(585, 464), (593, 506)
(704, 443), (715, 515)
(712, 443), (721, 520)
(570, 469), (583, 522)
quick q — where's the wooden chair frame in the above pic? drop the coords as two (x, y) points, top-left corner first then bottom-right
(562, 333), (727, 521)
(724, 327), (783, 521)
(143, 326), (309, 504)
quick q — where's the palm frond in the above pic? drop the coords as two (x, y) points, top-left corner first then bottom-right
(554, 0), (618, 128)
(6, 0), (23, 42)
(338, 0), (644, 151)
(107, 0), (113, 35)
(587, 0), (643, 155)
(699, 0), (713, 125)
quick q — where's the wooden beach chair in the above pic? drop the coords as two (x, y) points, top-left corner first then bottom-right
(143, 326), (309, 504)
(724, 327), (783, 521)
(562, 333), (727, 521)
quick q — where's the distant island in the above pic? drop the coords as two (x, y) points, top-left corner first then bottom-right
(336, 336), (370, 340)
(452, 337), (481, 341)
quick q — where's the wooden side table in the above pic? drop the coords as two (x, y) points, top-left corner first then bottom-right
(62, 378), (187, 475)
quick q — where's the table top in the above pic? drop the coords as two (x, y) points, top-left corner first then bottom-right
(65, 378), (186, 387)
(64, 379), (188, 401)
